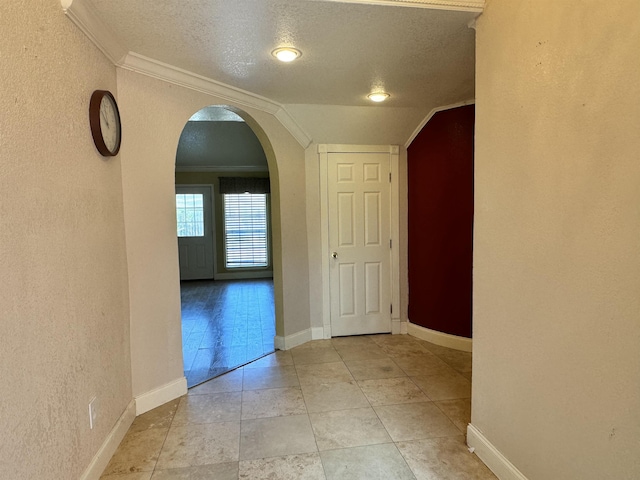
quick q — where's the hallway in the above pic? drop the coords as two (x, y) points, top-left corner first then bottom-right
(181, 279), (275, 387)
(101, 334), (494, 479)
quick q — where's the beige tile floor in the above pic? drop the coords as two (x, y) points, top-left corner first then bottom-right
(101, 334), (496, 480)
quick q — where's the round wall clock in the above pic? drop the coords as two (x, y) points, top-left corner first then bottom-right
(89, 90), (121, 157)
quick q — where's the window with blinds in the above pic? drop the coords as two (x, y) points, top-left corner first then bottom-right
(223, 193), (268, 268)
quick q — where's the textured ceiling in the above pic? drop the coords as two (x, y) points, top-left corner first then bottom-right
(89, 0), (477, 108)
(176, 121), (268, 168)
(189, 106), (245, 122)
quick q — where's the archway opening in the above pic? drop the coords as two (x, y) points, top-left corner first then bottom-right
(174, 105), (276, 387)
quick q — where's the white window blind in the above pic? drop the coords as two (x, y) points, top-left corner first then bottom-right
(223, 193), (268, 268)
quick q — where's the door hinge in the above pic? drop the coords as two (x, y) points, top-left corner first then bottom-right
(389, 172), (392, 182)
(390, 304), (393, 314)
(389, 239), (392, 249)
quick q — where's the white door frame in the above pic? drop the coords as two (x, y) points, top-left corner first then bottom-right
(175, 184), (218, 280)
(318, 144), (400, 338)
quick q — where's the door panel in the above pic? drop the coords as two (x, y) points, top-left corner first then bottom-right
(176, 186), (215, 280)
(339, 263), (356, 316)
(338, 193), (355, 246)
(364, 262), (381, 314)
(364, 192), (380, 245)
(328, 152), (391, 336)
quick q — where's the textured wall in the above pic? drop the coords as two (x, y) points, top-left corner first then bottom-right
(285, 104), (430, 146)
(0, 2), (131, 479)
(407, 105), (474, 338)
(117, 68), (310, 398)
(473, 0), (640, 478)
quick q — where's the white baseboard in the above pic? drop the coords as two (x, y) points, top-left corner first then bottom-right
(467, 424), (529, 480)
(392, 320), (409, 334)
(214, 271), (273, 280)
(135, 377), (187, 415)
(407, 322), (472, 352)
(80, 400), (136, 480)
(311, 327), (325, 340)
(274, 328), (312, 350)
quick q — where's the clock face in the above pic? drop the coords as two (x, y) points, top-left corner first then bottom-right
(89, 90), (121, 157)
(100, 95), (119, 153)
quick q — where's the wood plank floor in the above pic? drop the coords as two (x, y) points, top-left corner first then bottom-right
(180, 278), (275, 387)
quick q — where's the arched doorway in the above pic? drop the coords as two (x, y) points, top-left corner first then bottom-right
(175, 105), (275, 387)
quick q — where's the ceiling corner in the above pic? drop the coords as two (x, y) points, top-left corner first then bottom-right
(61, 0), (128, 65)
(61, 0), (313, 149)
(404, 99), (475, 148)
(274, 108), (313, 149)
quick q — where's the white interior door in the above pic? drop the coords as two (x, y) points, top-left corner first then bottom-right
(328, 152), (391, 336)
(176, 186), (214, 280)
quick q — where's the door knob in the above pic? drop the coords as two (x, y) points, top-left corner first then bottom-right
(332, 252), (338, 259)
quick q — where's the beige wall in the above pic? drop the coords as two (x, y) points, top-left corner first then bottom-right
(473, 1), (640, 478)
(117, 69), (311, 397)
(0, 2), (132, 479)
(285, 104), (429, 145)
(304, 145), (325, 331)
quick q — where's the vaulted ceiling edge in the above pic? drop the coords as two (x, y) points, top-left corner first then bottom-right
(404, 99), (475, 148)
(60, 0), (313, 149)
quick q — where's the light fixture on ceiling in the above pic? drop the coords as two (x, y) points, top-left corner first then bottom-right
(272, 47), (301, 63)
(367, 92), (390, 103)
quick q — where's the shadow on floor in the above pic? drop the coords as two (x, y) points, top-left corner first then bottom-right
(181, 278), (275, 387)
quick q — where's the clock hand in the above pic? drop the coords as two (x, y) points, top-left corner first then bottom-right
(100, 110), (110, 128)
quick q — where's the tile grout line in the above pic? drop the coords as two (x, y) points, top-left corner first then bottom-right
(297, 360), (328, 480)
(106, 336), (478, 479)
(149, 396), (182, 478)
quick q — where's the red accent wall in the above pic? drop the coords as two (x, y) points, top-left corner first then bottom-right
(407, 105), (474, 338)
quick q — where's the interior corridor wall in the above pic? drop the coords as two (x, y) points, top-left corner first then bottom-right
(1, 2), (132, 478)
(472, 0), (640, 478)
(407, 105), (474, 338)
(116, 69), (310, 401)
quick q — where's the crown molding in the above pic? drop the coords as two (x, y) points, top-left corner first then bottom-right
(320, 0), (484, 13)
(119, 52), (281, 115)
(273, 108), (313, 149)
(120, 53), (312, 149)
(60, 0), (312, 149)
(61, 0), (127, 64)
(404, 99), (475, 147)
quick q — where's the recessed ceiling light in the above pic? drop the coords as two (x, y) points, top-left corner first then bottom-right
(368, 92), (390, 102)
(272, 47), (301, 63)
